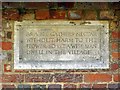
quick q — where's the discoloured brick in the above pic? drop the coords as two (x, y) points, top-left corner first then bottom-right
(63, 84), (76, 90)
(25, 74), (53, 82)
(79, 84), (92, 88)
(68, 10), (82, 20)
(110, 21), (119, 31)
(7, 52), (12, 61)
(48, 84), (61, 90)
(112, 43), (118, 49)
(7, 31), (12, 39)
(2, 74), (24, 82)
(108, 84), (120, 89)
(4, 64), (12, 72)
(33, 85), (46, 90)
(84, 10), (97, 20)
(111, 63), (119, 70)
(54, 74), (82, 83)
(84, 74), (112, 82)
(18, 84), (31, 90)
(2, 84), (15, 89)
(22, 13), (35, 20)
(58, 2), (75, 9)
(24, 2), (49, 9)
(100, 10), (114, 20)
(115, 10), (120, 20)
(3, 9), (19, 20)
(92, 84), (107, 89)
(110, 2), (120, 9)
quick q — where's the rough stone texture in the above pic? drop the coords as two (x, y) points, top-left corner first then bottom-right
(54, 74), (83, 83)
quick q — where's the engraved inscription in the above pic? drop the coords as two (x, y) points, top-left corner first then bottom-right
(21, 27), (100, 61)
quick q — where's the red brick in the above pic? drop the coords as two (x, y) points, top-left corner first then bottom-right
(68, 10), (82, 20)
(84, 74), (112, 82)
(113, 74), (120, 82)
(84, 10), (97, 20)
(24, 2), (48, 9)
(2, 74), (24, 82)
(54, 74), (82, 83)
(3, 9), (19, 20)
(111, 63), (119, 70)
(63, 84), (76, 90)
(1, 42), (12, 50)
(112, 32), (120, 39)
(2, 84), (15, 89)
(4, 64), (12, 72)
(92, 84), (107, 88)
(112, 43), (118, 49)
(25, 74), (53, 82)
(35, 10), (49, 20)
(50, 10), (66, 19)
(79, 84), (92, 88)
(112, 52), (120, 59)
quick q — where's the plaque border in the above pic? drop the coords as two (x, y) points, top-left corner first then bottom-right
(14, 20), (109, 69)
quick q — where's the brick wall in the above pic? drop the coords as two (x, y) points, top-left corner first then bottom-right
(1, 2), (120, 89)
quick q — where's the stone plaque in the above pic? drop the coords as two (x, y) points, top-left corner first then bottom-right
(14, 21), (109, 69)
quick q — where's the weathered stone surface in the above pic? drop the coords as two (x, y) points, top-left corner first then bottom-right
(14, 21), (109, 69)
